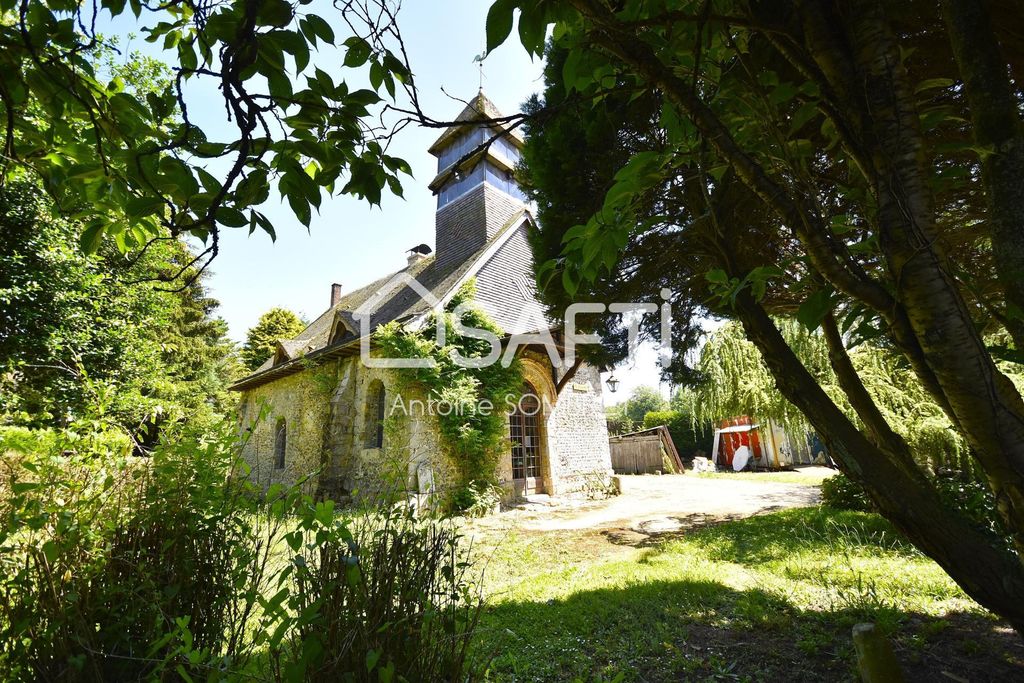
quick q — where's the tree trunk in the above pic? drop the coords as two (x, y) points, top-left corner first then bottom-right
(942, 0), (1024, 350)
(734, 290), (1024, 634)
(845, 0), (1024, 558)
(565, 0), (1024, 629)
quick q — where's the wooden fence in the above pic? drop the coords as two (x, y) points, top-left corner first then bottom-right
(608, 426), (684, 475)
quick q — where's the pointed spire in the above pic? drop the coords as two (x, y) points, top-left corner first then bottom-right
(427, 91), (522, 155)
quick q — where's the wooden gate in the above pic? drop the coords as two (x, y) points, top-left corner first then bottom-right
(608, 426), (685, 474)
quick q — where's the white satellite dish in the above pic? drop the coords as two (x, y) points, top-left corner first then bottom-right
(732, 445), (750, 472)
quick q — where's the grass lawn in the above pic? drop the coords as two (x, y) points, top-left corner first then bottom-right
(471, 507), (1024, 681)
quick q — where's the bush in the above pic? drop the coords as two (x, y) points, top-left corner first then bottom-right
(933, 472), (1008, 550)
(0, 424), (130, 458)
(820, 473), (873, 512)
(0, 420), (281, 681)
(0, 417), (489, 682)
(605, 409), (635, 436)
(820, 472), (1008, 550)
(448, 480), (503, 517)
(277, 501), (484, 682)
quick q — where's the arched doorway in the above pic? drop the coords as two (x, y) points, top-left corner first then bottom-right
(509, 383), (546, 495)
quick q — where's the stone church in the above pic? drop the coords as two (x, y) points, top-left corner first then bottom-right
(232, 93), (612, 505)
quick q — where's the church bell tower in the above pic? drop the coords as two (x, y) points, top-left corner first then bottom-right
(427, 91), (528, 266)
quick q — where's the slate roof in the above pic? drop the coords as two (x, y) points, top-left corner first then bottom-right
(230, 208), (530, 391)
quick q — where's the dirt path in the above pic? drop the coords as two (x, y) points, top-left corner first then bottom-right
(472, 472), (825, 547)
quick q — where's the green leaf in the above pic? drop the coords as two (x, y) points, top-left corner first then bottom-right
(369, 60), (384, 90)
(287, 191), (312, 227)
(343, 37), (372, 68)
(705, 269), (729, 285)
(914, 78), (954, 94)
(40, 540), (60, 564)
(303, 13), (335, 45)
(561, 268), (577, 296)
(797, 289), (834, 331)
(216, 206), (248, 227)
(257, 0), (293, 28)
(196, 167), (223, 194)
(517, 3), (546, 57)
(768, 82), (798, 105)
(126, 195), (165, 218)
(80, 219), (106, 254)
(237, 169), (270, 206)
(486, 0), (517, 54)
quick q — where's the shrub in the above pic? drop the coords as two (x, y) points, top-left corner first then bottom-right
(933, 472), (1008, 550)
(820, 473), (873, 512)
(0, 424), (130, 458)
(276, 501), (485, 682)
(0, 419), (283, 681)
(820, 472), (1008, 551)
(0, 417), (490, 682)
(604, 408), (635, 436)
(448, 480), (503, 517)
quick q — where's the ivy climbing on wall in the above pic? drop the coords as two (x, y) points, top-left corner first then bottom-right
(374, 280), (523, 511)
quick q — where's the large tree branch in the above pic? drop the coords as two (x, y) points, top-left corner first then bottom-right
(731, 288), (1024, 632)
(568, 0), (895, 315)
(942, 0), (1024, 350)
(821, 311), (922, 477)
(845, 0), (1024, 556)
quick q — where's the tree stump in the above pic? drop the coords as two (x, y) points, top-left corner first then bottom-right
(852, 623), (904, 682)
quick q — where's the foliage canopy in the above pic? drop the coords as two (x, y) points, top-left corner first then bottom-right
(0, 180), (238, 443)
(242, 307), (306, 371)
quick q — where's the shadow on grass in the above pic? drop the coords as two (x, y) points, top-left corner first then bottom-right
(477, 508), (1023, 682)
(647, 506), (921, 564)
(477, 576), (1023, 682)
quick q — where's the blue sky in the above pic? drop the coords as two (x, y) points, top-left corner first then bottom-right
(180, 1), (547, 339)
(104, 0), (666, 403)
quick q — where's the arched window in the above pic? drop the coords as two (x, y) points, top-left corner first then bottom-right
(274, 418), (287, 469)
(365, 380), (386, 449)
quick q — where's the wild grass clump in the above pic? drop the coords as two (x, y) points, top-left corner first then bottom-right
(272, 499), (485, 682)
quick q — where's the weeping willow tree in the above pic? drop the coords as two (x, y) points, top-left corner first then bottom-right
(687, 320), (829, 439)
(683, 320), (1018, 478)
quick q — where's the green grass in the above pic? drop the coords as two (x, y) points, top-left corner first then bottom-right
(695, 470), (835, 486)
(472, 507), (1018, 681)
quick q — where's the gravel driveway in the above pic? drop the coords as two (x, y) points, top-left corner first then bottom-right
(482, 472), (825, 542)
